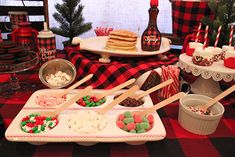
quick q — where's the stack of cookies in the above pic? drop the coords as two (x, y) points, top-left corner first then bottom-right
(105, 30), (137, 51)
(0, 41), (30, 65)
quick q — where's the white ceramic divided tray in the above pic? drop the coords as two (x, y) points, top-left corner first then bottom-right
(5, 89), (166, 145)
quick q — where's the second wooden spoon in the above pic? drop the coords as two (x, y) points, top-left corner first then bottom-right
(94, 78), (136, 99)
(132, 79), (173, 100)
(195, 84), (235, 110)
(97, 85), (139, 115)
(133, 92), (186, 117)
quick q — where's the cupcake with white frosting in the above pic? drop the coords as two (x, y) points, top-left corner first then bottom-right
(192, 47), (214, 66)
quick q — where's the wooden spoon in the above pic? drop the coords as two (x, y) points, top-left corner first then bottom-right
(97, 85), (139, 115)
(54, 74), (93, 97)
(93, 78), (136, 99)
(133, 92), (186, 117)
(131, 79), (173, 100)
(39, 86), (93, 117)
(195, 84), (235, 110)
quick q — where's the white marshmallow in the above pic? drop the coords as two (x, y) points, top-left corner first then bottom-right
(225, 49), (235, 59)
(189, 42), (203, 49)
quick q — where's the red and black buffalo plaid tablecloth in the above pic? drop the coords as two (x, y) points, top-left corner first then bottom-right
(0, 50), (235, 157)
(67, 48), (178, 89)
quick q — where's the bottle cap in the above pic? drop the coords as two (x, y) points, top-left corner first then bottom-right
(37, 22), (55, 38)
(150, 0), (158, 7)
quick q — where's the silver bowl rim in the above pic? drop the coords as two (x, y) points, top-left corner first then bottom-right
(39, 58), (77, 89)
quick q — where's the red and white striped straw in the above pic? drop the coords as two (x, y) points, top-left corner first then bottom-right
(229, 25), (234, 46)
(214, 25), (222, 47)
(203, 25), (209, 49)
(195, 23), (202, 43)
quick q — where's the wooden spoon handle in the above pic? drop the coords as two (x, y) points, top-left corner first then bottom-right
(136, 79), (174, 100)
(100, 78), (136, 98)
(204, 84), (235, 109)
(53, 86), (93, 116)
(97, 85), (139, 115)
(140, 92), (186, 117)
(56, 74), (93, 97)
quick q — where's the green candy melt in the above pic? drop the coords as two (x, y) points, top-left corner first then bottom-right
(129, 129), (137, 133)
(137, 129), (146, 133)
(123, 117), (134, 124)
(136, 123), (142, 131)
(140, 122), (149, 130)
(124, 111), (132, 118)
(142, 117), (149, 123)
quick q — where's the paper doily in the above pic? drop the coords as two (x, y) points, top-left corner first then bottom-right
(178, 54), (235, 82)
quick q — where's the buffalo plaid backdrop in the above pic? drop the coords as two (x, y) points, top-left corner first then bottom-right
(171, 0), (214, 38)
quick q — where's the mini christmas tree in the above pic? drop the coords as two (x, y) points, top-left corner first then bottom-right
(201, 0), (235, 47)
(51, 0), (92, 46)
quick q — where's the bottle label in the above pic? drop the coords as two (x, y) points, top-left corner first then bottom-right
(144, 35), (158, 43)
(142, 29), (161, 50)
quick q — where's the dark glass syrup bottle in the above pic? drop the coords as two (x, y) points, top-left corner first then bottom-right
(141, 3), (161, 51)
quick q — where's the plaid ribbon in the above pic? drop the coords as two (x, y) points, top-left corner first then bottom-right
(67, 49), (178, 89)
(38, 37), (56, 62)
(171, 1), (214, 38)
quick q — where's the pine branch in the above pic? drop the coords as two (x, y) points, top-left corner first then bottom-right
(52, 13), (69, 30)
(51, 27), (70, 37)
(54, 4), (71, 24)
(72, 5), (84, 21)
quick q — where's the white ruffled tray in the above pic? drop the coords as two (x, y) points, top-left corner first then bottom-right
(5, 89), (166, 145)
